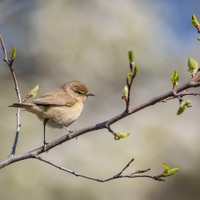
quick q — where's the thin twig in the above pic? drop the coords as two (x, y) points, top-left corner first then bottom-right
(105, 124), (115, 136)
(114, 158), (135, 177)
(34, 156), (157, 182)
(161, 92), (200, 102)
(125, 62), (138, 113)
(0, 33), (8, 63)
(0, 34), (22, 155)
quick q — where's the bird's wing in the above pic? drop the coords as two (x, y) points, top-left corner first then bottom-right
(32, 93), (77, 106)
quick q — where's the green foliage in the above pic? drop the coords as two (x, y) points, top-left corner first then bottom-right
(162, 163), (179, 178)
(163, 168), (179, 177)
(177, 100), (191, 115)
(163, 163), (169, 173)
(191, 14), (199, 27)
(121, 85), (128, 100)
(126, 72), (133, 83)
(30, 85), (39, 98)
(134, 65), (139, 74)
(188, 58), (199, 76)
(9, 46), (16, 60)
(171, 70), (179, 87)
(128, 50), (134, 64)
(114, 132), (130, 140)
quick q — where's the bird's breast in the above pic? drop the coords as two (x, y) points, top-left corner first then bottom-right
(43, 102), (84, 128)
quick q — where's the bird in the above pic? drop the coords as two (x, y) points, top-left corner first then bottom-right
(9, 81), (95, 148)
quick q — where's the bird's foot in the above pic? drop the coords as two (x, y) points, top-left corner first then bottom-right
(63, 126), (76, 133)
(43, 142), (48, 151)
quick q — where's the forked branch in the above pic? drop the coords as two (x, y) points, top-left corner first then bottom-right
(35, 156), (169, 182)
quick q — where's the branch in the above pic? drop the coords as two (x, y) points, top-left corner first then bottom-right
(35, 156), (162, 182)
(124, 50), (138, 113)
(161, 92), (200, 102)
(0, 34), (22, 155)
(0, 71), (199, 169)
(0, 33), (8, 62)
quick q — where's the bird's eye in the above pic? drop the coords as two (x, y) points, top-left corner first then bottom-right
(77, 91), (83, 96)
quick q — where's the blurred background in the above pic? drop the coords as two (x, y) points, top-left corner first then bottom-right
(0, 0), (200, 199)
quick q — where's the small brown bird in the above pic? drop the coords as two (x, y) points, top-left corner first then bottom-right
(9, 81), (94, 147)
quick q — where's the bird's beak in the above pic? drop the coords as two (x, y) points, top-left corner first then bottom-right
(86, 93), (95, 97)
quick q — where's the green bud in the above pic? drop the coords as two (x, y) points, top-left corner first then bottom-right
(123, 85), (128, 98)
(188, 58), (199, 76)
(134, 66), (139, 74)
(181, 100), (191, 108)
(122, 85), (128, 100)
(163, 168), (179, 177)
(163, 163), (169, 173)
(177, 100), (191, 115)
(126, 72), (132, 83)
(177, 106), (184, 115)
(171, 71), (179, 87)
(185, 100), (191, 106)
(191, 14), (199, 27)
(114, 135), (120, 140)
(30, 85), (39, 98)
(9, 46), (16, 60)
(114, 133), (130, 140)
(128, 50), (134, 64)
(180, 100), (186, 108)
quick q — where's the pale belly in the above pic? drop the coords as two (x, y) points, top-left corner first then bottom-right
(26, 103), (84, 129)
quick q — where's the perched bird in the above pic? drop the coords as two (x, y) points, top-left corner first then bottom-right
(9, 81), (95, 147)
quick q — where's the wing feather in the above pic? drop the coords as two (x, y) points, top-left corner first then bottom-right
(31, 89), (76, 106)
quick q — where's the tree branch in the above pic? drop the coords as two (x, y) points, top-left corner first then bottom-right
(34, 156), (160, 182)
(0, 34), (22, 155)
(0, 72), (199, 169)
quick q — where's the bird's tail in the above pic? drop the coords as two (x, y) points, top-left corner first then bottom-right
(9, 103), (35, 108)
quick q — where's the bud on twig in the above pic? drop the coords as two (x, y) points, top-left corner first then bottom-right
(171, 70), (179, 88)
(122, 85), (128, 101)
(188, 58), (199, 77)
(162, 163), (179, 177)
(114, 132), (130, 140)
(177, 100), (191, 115)
(9, 46), (16, 60)
(191, 14), (199, 28)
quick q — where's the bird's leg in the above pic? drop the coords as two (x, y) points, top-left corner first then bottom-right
(43, 119), (48, 150)
(62, 126), (73, 133)
(62, 126), (76, 139)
